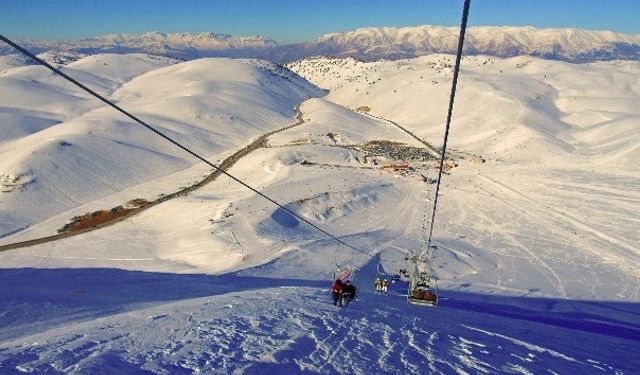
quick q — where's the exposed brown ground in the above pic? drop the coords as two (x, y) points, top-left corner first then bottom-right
(0, 105), (306, 252)
(58, 199), (150, 233)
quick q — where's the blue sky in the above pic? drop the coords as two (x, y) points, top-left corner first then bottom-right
(2, 0), (638, 42)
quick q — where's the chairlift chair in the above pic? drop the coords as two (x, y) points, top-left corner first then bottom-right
(407, 273), (438, 306)
(406, 253), (439, 307)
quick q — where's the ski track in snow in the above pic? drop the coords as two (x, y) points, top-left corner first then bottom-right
(1, 278), (637, 374)
(477, 171), (639, 258)
(0, 278), (637, 374)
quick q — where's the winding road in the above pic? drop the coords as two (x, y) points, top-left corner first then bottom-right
(0, 105), (307, 252)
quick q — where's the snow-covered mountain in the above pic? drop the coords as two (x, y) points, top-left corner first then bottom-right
(2, 25), (640, 63)
(0, 53), (638, 372)
(302, 25), (640, 62)
(0, 32), (278, 61)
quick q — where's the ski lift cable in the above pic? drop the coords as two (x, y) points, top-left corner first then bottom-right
(420, 189), (431, 252)
(425, 0), (471, 250)
(0, 34), (366, 256)
(1, 0), (470, 273)
(330, 0), (473, 277)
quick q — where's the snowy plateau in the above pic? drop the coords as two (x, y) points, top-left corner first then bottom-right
(0, 44), (639, 373)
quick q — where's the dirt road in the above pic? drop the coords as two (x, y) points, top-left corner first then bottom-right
(0, 106), (306, 252)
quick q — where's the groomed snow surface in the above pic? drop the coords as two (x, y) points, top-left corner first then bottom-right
(1, 54), (639, 373)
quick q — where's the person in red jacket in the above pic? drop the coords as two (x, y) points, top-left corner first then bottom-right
(332, 279), (344, 306)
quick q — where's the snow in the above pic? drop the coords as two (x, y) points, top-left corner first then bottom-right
(0, 54), (36, 71)
(0, 55), (321, 239)
(0, 269), (637, 374)
(287, 55), (640, 299)
(3, 25), (640, 63)
(0, 53), (638, 373)
(287, 55), (640, 168)
(309, 25), (640, 62)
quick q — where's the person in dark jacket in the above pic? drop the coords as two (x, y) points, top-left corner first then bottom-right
(341, 280), (357, 306)
(332, 279), (344, 306)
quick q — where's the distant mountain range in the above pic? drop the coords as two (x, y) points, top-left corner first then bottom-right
(2, 25), (640, 63)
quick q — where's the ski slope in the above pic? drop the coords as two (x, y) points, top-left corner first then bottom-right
(288, 55), (640, 167)
(287, 55), (640, 299)
(0, 54), (639, 373)
(1, 268), (637, 374)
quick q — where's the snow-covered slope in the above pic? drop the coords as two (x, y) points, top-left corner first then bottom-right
(0, 54), (36, 71)
(284, 57), (639, 302)
(0, 51), (90, 72)
(0, 54), (638, 373)
(0, 55), (322, 238)
(287, 55), (640, 168)
(1, 268), (636, 374)
(3, 25), (640, 63)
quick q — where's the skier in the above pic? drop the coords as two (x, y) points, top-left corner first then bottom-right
(382, 278), (389, 294)
(374, 277), (382, 295)
(342, 280), (357, 306)
(332, 279), (344, 306)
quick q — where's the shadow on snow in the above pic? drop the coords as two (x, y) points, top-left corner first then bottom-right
(0, 266), (639, 373)
(1, 266), (639, 341)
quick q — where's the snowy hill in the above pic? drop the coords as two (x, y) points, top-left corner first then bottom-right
(0, 53), (638, 373)
(287, 55), (640, 168)
(0, 55), (322, 239)
(0, 54), (37, 71)
(3, 25), (640, 63)
(285, 56), (639, 301)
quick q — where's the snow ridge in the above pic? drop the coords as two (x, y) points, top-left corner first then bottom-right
(0, 32), (278, 61)
(2, 25), (640, 64)
(307, 25), (640, 62)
